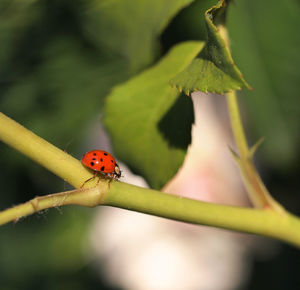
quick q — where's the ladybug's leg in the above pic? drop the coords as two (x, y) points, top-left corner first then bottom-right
(96, 175), (101, 186)
(106, 173), (113, 188)
(80, 171), (97, 189)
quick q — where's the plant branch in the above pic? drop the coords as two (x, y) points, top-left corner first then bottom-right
(226, 90), (249, 159)
(0, 187), (101, 225)
(1, 181), (300, 247)
(219, 23), (285, 213)
(226, 91), (285, 213)
(0, 112), (91, 189)
(0, 112), (299, 247)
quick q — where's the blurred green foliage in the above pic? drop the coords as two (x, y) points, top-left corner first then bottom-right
(0, 0), (299, 289)
(227, 0), (300, 169)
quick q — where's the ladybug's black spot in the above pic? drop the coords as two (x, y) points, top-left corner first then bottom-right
(100, 158), (103, 162)
(90, 162), (95, 166)
(104, 152), (108, 156)
(92, 158), (96, 161)
(93, 153), (97, 156)
(101, 166), (105, 171)
(111, 159), (114, 163)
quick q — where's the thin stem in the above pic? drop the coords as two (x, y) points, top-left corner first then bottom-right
(0, 187), (101, 225)
(1, 181), (300, 247)
(226, 92), (285, 213)
(226, 91), (249, 159)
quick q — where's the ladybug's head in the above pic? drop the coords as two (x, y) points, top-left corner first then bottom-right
(114, 163), (121, 178)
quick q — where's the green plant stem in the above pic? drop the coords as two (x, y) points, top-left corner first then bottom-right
(225, 92), (285, 213)
(0, 187), (101, 225)
(106, 182), (300, 247)
(0, 112), (91, 188)
(226, 90), (249, 159)
(0, 112), (299, 247)
(219, 22), (285, 213)
(1, 181), (300, 247)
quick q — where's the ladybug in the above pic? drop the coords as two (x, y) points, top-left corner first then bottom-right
(81, 150), (121, 188)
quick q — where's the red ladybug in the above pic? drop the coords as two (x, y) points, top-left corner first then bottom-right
(81, 150), (121, 188)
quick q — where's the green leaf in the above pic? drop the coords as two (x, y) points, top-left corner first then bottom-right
(83, 0), (195, 73)
(104, 41), (204, 189)
(170, 0), (251, 94)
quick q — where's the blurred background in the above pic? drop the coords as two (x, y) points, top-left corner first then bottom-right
(0, 0), (299, 289)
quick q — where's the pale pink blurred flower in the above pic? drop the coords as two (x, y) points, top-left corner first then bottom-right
(85, 92), (258, 289)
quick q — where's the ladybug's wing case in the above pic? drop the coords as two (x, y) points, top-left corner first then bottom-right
(100, 153), (117, 173)
(81, 150), (117, 173)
